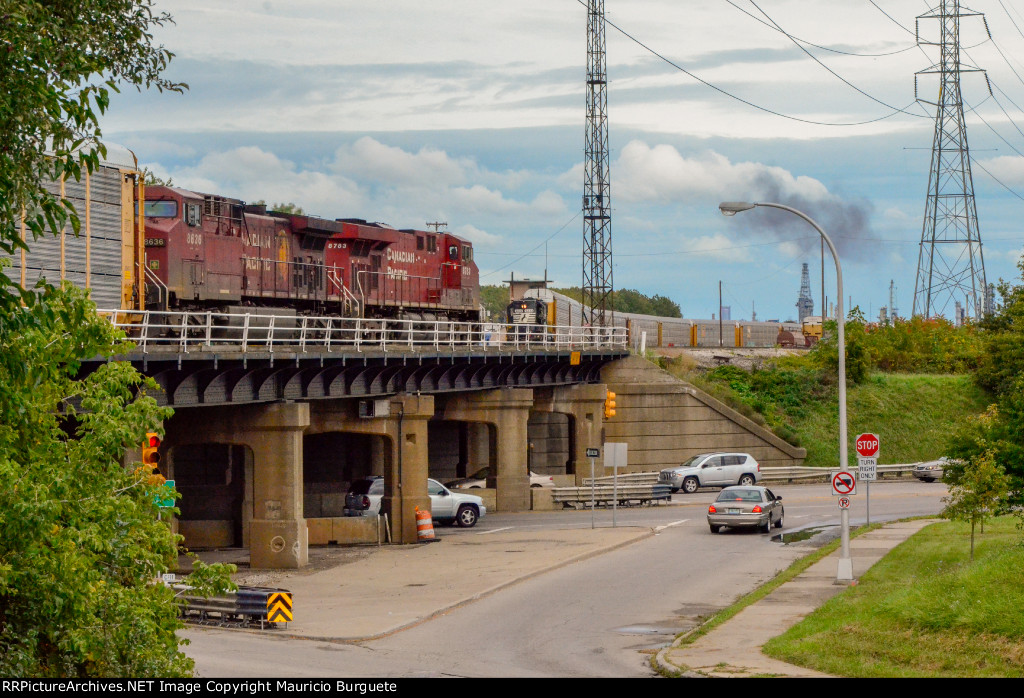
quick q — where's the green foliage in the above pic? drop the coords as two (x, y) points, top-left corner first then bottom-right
(142, 167), (173, 187)
(764, 518), (1024, 676)
(252, 200), (304, 215)
(479, 285), (511, 320)
(553, 286), (682, 317)
(0, 284), (234, 676)
(942, 450), (1011, 560)
(943, 257), (1024, 513)
(0, 0), (184, 300)
(0, 2), (238, 678)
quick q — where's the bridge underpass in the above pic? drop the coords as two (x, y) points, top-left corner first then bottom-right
(90, 314), (628, 569)
(95, 313), (808, 570)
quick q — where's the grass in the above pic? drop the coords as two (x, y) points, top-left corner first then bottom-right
(791, 373), (991, 468)
(763, 517), (1024, 677)
(660, 355), (993, 469)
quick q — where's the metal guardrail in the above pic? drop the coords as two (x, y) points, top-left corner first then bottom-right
(552, 483), (672, 508)
(173, 583), (292, 629)
(583, 465), (917, 489)
(96, 309), (628, 355)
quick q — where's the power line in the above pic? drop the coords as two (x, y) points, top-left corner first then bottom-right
(571, 0), (922, 127)
(748, 0), (929, 119)
(724, 0), (918, 57)
(479, 212), (580, 278)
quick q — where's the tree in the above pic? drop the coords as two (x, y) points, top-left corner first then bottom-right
(0, 0), (185, 302)
(0, 2), (234, 677)
(0, 284), (234, 676)
(942, 449), (1010, 561)
(252, 200), (304, 215)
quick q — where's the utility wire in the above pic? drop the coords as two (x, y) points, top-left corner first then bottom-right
(572, 0), (921, 127)
(724, 0), (918, 56)
(479, 212), (580, 278)
(748, 0), (928, 119)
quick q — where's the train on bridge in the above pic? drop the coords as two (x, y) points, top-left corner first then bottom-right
(7, 146), (820, 350)
(6, 148), (480, 324)
(507, 289), (821, 349)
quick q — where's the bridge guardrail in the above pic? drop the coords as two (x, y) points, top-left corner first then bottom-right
(96, 309), (628, 355)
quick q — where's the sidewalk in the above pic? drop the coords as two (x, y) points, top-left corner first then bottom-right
(653, 519), (938, 678)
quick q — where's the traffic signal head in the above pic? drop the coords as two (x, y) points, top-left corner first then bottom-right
(604, 390), (617, 419)
(142, 432), (161, 468)
(140, 432), (165, 484)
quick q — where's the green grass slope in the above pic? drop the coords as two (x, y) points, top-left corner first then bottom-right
(763, 517), (1024, 677)
(794, 374), (992, 469)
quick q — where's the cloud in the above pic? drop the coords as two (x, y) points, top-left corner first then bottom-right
(145, 139), (568, 246)
(608, 141), (875, 259)
(331, 137), (471, 188)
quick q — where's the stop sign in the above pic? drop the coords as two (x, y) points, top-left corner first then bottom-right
(855, 433), (880, 458)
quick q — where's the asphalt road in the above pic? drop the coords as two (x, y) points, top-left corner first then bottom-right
(182, 479), (948, 677)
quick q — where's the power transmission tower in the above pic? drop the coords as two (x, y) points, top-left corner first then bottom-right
(796, 262), (814, 322)
(582, 0), (613, 327)
(913, 1), (989, 321)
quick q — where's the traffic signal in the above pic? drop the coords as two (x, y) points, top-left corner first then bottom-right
(604, 390), (617, 419)
(141, 432), (165, 485)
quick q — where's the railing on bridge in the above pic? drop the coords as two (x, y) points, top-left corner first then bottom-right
(96, 309), (629, 355)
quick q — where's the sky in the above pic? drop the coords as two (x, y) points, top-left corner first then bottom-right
(104, 0), (1024, 323)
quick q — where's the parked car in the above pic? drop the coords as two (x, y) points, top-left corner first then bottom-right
(445, 466), (554, 489)
(707, 486), (784, 534)
(913, 457), (949, 482)
(344, 476), (487, 527)
(659, 452), (761, 494)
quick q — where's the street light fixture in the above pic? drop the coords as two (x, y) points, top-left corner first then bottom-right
(718, 201), (852, 583)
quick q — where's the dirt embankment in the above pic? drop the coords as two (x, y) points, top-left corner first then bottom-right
(652, 347), (803, 371)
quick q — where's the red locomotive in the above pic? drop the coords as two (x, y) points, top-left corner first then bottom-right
(141, 185), (480, 321)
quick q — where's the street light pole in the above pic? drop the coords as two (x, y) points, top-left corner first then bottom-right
(719, 202), (852, 583)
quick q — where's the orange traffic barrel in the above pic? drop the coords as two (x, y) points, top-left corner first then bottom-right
(415, 506), (435, 541)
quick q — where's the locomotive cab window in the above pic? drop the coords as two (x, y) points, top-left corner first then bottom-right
(448, 245), (459, 260)
(185, 202), (202, 227)
(426, 236), (437, 253)
(462, 245), (472, 262)
(143, 200), (178, 218)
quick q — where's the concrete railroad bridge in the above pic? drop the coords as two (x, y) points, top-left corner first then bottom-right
(92, 310), (806, 569)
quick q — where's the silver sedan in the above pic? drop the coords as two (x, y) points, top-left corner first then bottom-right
(707, 485), (784, 534)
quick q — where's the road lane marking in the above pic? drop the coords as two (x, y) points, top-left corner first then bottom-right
(476, 527), (514, 535)
(654, 519), (689, 532)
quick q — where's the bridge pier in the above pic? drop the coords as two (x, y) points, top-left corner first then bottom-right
(441, 388), (534, 512)
(308, 394), (434, 544)
(532, 384), (607, 485)
(165, 401), (310, 569)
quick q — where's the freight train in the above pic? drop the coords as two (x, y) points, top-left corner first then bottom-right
(140, 185), (479, 321)
(506, 288), (814, 349)
(5, 148), (480, 324)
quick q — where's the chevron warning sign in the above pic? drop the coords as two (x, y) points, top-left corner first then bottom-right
(267, 592), (292, 623)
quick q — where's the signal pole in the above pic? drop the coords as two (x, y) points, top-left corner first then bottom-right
(913, 0), (988, 321)
(582, 0), (613, 328)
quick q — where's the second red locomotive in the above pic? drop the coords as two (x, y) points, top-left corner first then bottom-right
(141, 185), (480, 321)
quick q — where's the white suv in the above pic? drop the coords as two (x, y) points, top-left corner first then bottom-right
(659, 453), (761, 494)
(344, 476), (487, 527)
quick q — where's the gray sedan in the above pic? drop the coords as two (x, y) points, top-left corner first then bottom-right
(912, 457), (948, 482)
(707, 486), (784, 534)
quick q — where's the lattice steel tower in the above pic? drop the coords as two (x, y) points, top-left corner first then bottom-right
(913, 1), (988, 320)
(796, 262), (814, 322)
(582, 0), (613, 327)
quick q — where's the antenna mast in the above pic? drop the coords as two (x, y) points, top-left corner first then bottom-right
(582, 0), (613, 327)
(913, 0), (989, 321)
